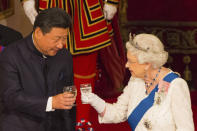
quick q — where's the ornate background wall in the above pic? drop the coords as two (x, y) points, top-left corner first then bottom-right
(119, 0), (197, 90)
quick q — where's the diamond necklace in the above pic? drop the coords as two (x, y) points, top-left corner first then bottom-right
(145, 67), (161, 94)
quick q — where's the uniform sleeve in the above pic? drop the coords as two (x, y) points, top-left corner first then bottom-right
(98, 79), (133, 123)
(170, 78), (194, 131)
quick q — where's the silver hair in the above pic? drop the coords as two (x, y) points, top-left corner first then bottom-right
(126, 33), (168, 68)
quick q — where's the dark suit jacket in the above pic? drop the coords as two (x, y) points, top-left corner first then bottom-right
(0, 24), (23, 46)
(0, 34), (76, 131)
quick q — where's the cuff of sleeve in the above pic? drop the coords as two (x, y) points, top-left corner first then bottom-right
(98, 103), (113, 123)
(46, 97), (55, 112)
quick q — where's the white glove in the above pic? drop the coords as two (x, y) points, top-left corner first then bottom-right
(81, 92), (106, 113)
(23, 0), (38, 24)
(103, 3), (117, 20)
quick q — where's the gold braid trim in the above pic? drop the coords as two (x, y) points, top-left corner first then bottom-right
(105, 0), (119, 8)
(74, 73), (96, 79)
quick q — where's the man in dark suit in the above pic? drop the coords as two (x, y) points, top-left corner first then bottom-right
(0, 8), (76, 131)
(0, 24), (23, 131)
(0, 24), (23, 51)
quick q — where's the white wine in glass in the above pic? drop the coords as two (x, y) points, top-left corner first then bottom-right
(80, 83), (92, 94)
(80, 83), (92, 104)
(63, 85), (77, 106)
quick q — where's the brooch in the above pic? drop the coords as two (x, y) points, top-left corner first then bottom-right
(155, 95), (161, 105)
(144, 119), (152, 130)
(158, 80), (170, 94)
(154, 92), (165, 105)
(154, 80), (170, 105)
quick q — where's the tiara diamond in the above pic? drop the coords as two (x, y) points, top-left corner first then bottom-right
(129, 33), (149, 52)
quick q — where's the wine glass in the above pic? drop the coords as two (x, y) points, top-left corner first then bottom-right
(80, 83), (92, 104)
(63, 85), (77, 106)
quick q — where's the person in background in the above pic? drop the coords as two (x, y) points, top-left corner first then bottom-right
(0, 8), (76, 131)
(0, 24), (23, 51)
(0, 24), (23, 129)
(21, 0), (126, 129)
(81, 33), (194, 131)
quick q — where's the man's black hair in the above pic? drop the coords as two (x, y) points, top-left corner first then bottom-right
(33, 8), (72, 34)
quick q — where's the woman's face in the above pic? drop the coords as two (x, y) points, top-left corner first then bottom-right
(125, 51), (148, 78)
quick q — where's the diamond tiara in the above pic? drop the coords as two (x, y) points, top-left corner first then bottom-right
(129, 33), (149, 52)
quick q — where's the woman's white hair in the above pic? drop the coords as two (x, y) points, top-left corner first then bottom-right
(126, 33), (168, 68)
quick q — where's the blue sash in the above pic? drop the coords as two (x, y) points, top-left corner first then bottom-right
(127, 72), (179, 131)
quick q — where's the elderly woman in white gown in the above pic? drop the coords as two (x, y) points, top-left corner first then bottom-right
(81, 33), (194, 131)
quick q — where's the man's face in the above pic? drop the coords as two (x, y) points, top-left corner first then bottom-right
(34, 27), (69, 56)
